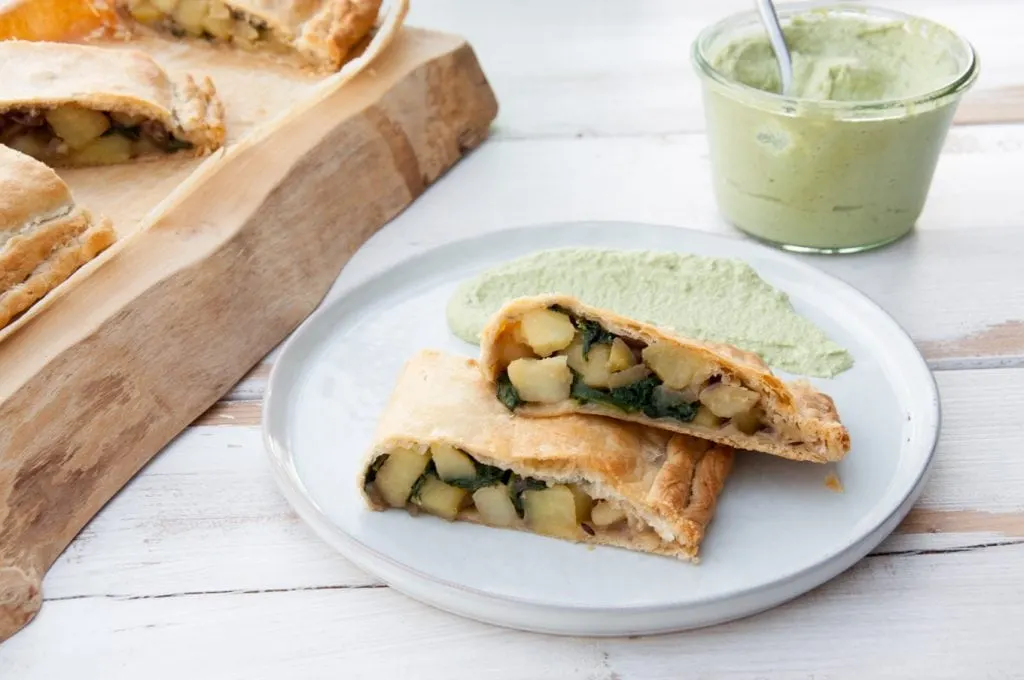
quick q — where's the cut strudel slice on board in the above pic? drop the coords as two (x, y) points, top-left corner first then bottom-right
(0, 145), (116, 331)
(118, 0), (383, 72)
(0, 40), (224, 168)
(479, 295), (851, 464)
(359, 350), (734, 562)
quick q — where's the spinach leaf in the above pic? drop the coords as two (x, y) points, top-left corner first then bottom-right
(569, 378), (610, 405)
(364, 454), (389, 485)
(608, 375), (661, 410)
(545, 305), (616, 358)
(107, 123), (141, 140)
(645, 386), (700, 422)
(576, 318), (617, 359)
(570, 372), (699, 423)
(508, 473), (547, 518)
(496, 371), (523, 411)
(570, 372), (659, 413)
(444, 461), (506, 492)
(163, 136), (195, 152)
(409, 461), (437, 501)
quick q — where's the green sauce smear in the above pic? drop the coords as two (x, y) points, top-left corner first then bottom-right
(445, 248), (854, 379)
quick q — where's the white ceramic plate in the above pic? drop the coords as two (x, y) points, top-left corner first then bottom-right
(262, 221), (940, 636)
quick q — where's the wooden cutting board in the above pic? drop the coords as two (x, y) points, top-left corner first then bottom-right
(0, 15), (500, 641)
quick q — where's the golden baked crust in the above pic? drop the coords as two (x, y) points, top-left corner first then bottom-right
(0, 141), (72, 236)
(479, 294), (851, 464)
(0, 145), (116, 331)
(359, 350), (734, 562)
(0, 0), (120, 42)
(0, 40), (224, 167)
(117, 0), (383, 72)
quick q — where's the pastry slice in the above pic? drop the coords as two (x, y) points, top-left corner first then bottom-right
(118, 0), (382, 72)
(0, 40), (224, 168)
(359, 350), (734, 562)
(0, 145), (116, 331)
(479, 294), (851, 464)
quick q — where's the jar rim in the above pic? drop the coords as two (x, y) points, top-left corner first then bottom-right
(690, 1), (979, 115)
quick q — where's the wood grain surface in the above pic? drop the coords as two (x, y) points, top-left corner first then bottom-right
(2, 0), (1023, 677)
(0, 26), (497, 642)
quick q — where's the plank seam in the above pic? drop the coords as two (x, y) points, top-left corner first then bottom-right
(41, 541), (1024, 604)
(43, 582), (388, 603)
(868, 537), (1024, 558)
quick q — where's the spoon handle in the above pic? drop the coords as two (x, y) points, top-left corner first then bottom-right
(755, 0), (794, 95)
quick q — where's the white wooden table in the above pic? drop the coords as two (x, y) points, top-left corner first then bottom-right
(3, 1), (1024, 676)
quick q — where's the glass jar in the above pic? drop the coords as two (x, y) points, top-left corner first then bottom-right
(691, 3), (979, 253)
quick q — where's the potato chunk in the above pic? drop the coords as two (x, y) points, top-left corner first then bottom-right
(132, 137), (163, 157)
(7, 132), (50, 160)
(374, 448), (430, 508)
(127, 0), (164, 23)
(566, 337), (613, 388)
(472, 484), (518, 527)
(233, 19), (261, 46)
(569, 484), (592, 522)
(151, 0), (179, 12)
(202, 12), (234, 38)
(692, 405), (723, 428)
(590, 501), (626, 528)
(507, 356), (571, 403)
(202, 0), (234, 37)
(700, 383), (760, 418)
(641, 342), (709, 390)
(172, 0), (209, 35)
(518, 309), (576, 357)
(45, 106), (110, 149)
(607, 338), (636, 372)
(206, 0), (230, 18)
(431, 443), (477, 483)
(500, 339), (535, 366)
(414, 476), (467, 521)
(730, 406), (765, 435)
(606, 363), (651, 389)
(68, 135), (133, 166)
(523, 485), (579, 539)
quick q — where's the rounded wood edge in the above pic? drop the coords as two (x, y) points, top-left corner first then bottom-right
(0, 562), (42, 643)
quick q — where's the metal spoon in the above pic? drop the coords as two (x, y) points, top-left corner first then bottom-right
(755, 0), (794, 95)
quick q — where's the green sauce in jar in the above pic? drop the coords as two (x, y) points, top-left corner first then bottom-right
(692, 5), (978, 253)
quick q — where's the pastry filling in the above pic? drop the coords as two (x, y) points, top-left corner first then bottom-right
(364, 443), (666, 546)
(0, 105), (193, 165)
(123, 0), (281, 49)
(495, 306), (783, 440)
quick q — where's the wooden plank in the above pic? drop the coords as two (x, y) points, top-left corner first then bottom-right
(194, 401), (262, 426)
(404, 0), (1024, 138)
(955, 85), (1024, 125)
(0, 26), (499, 643)
(2, 544), (1023, 678)
(224, 363), (272, 402)
(28, 368), (1024, 603)
(898, 509), (1024, 537)
(918, 321), (1024, 365)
